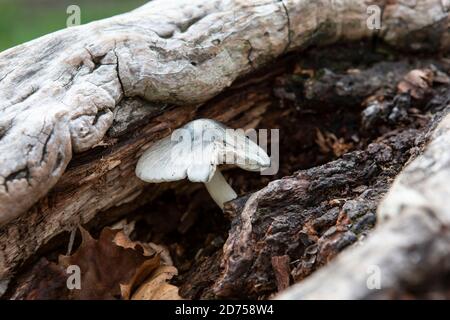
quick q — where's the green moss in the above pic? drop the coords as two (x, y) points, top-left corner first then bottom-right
(0, 0), (147, 51)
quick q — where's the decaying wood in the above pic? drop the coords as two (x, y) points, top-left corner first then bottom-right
(276, 108), (450, 300)
(176, 55), (450, 299)
(0, 0), (448, 284)
(213, 128), (425, 298)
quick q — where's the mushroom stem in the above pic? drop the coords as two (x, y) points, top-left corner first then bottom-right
(204, 169), (237, 209)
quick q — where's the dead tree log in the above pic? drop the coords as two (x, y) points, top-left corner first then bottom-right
(0, 0), (448, 283)
(276, 109), (450, 299)
(177, 53), (450, 299)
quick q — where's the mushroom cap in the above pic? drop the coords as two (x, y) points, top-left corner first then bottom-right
(135, 119), (271, 183)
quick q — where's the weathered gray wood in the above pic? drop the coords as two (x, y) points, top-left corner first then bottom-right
(0, 0), (448, 282)
(0, 0), (447, 225)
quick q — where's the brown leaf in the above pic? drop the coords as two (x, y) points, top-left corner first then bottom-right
(398, 69), (433, 99)
(113, 230), (146, 251)
(293, 64), (315, 78)
(111, 218), (136, 237)
(315, 129), (353, 157)
(58, 227), (160, 300)
(315, 129), (330, 154)
(113, 230), (173, 265)
(120, 257), (161, 300)
(131, 266), (182, 300)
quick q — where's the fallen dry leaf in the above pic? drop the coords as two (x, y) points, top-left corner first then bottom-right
(293, 64), (315, 78)
(111, 218), (136, 237)
(10, 227), (178, 300)
(59, 227), (160, 300)
(398, 69), (434, 99)
(113, 230), (179, 299)
(131, 266), (182, 300)
(315, 129), (353, 157)
(120, 257), (161, 300)
(113, 230), (173, 265)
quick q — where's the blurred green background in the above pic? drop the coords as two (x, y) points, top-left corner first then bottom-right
(0, 0), (148, 52)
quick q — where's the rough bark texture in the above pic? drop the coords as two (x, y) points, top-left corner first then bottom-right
(277, 112), (450, 300)
(0, 0), (448, 285)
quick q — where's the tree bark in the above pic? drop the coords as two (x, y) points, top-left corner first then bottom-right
(277, 110), (450, 299)
(0, 0), (448, 283)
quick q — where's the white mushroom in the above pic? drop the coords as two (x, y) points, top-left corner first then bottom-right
(136, 119), (270, 209)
